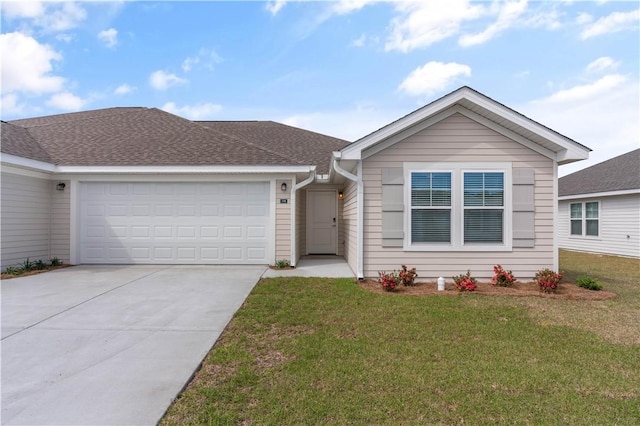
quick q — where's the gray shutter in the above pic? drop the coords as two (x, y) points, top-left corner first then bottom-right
(381, 168), (404, 247)
(512, 168), (535, 248)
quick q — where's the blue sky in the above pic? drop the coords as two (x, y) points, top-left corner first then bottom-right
(1, 1), (638, 175)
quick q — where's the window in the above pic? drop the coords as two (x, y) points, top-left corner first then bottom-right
(570, 201), (599, 237)
(405, 163), (511, 251)
(411, 172), (451, 243)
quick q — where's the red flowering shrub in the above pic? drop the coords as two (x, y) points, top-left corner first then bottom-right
(378, 271), (399, 292)
(453, 270), (478, 292)
(492, 264), (516, 287)
(399, 265), (418, 286)
(535, 268), (563, 293)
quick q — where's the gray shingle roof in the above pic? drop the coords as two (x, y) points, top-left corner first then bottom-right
(1, 121), (52, 163)
(3, 108), (347, 171)
(196, 121), (349, 174)
(559, 149), (640, 196)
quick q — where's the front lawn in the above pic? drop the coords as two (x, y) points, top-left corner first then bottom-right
(162, 250), (640, 425)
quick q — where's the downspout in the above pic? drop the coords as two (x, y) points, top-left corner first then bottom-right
(290, 169), (316, 267)
(332, 157), (364, 279)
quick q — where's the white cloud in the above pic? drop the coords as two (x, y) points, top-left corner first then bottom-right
(351, 34), (367, 47)
(575, 12), (593, 25)
(1, 1), (87, 32)
(56, 33), (74, 43)
(1, 93), (25, 116)
(0, 32), (65, 94)
(114, 84), (135, 95)
(98, 28), (118, 48)
(181, 48), (223, 72)
(542, 74), (627, 103)
(385, 0), (486, 52)
(266, 0), (286, 16)
(398, 61), (472, 97)
(580, 8), (639, 39)
(524, 77), (639, 176)
(330, 0), (374, 15)
(161, 102), (222, 120)
(459, 0), (528, 47)
(586, 56), (619, 74)
(46, 91), (86, 111)
(1, 1), (45, 19)
(149, 70), (187, 90)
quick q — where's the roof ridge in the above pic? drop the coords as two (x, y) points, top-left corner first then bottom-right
(9, 107), (146, 128)
(195, 121), (306, 166)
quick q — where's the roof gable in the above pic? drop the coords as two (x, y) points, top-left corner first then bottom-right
(559, 149), (640, 196)
(338, 86), (591, 164)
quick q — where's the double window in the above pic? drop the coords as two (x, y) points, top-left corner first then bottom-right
(407, 163), (511, 250)
(570, 202), (599, 237)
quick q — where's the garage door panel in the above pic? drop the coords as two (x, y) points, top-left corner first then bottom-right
(80, 182), (271, 264)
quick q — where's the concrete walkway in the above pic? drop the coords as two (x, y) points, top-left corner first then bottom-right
(1, 265), (265, 426)
(262, 255), (354, 278)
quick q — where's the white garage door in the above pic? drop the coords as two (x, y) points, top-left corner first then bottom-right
(80, 182), (271, 264)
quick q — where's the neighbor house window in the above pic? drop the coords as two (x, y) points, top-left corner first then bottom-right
(406, 163), (511, 251)
(411, 172), (452, 243)
(570, 202), (599, 237)
(463, 172), (504, 243)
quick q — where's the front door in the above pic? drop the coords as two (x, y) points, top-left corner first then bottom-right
(307, 190), (337, 254)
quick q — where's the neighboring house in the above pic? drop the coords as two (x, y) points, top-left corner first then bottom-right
(558, 149), (640, 258)
(1, 87), (591, 279)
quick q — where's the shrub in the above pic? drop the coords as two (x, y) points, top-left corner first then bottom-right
(535, 268), (563, 293)
(4, 266), (22, 275)
(378, 271), (399, 292)
(399, 265), (417, 286)
(50, 257), (63, 266)
(275, 259), (290, 269)
(20, 258), (35, 272)
(492, 264), (516, 287)
(576, 276), (603, 291)
(453, 270), (478, 292)
(34, 259), (48, 270)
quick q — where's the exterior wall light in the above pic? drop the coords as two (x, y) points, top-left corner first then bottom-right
(56, 183), (66, 191)
(338, 191), (344, 199)
(281, 182), (287, 192)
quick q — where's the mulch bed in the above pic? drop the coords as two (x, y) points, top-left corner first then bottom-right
(358, 279), (616, 301)
(1, 264), (73, 280)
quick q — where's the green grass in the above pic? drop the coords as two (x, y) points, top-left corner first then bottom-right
(162, 250), (640, 425)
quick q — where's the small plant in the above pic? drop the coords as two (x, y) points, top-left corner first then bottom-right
(399, 265), (417, 286)
(378, 270), (399, 292)
(34, 259), (48, 270)
(274, 259), (290, 269)
(492, 264), (516, 287)
(535, 268), (563, 293)
(453, 270), (478, 292)
(50, 257), (63, 266)
(4, 266), (22, 275)
(20, 258), (35, 272)
(576, 276), (603, 291)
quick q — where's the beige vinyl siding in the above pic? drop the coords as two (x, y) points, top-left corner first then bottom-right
(275, 180), (292, 262)
(362, 112), (554, 280)
(558, 194), (640, 258)
(295, 189), (306, 262)
(342, 179), (358, 275)
(1, 171), (52, 269)
(50, 179), (71, 263)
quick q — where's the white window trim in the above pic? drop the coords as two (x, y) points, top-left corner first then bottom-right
(403, 162), (512, 252)
(569, 201), (600, 239)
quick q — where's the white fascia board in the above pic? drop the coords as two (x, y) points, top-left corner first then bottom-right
(559, 189), (640, 200)
(0, 153), (56, 173)
(55, 165), (315, 174)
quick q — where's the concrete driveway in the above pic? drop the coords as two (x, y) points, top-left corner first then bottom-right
(1, 265), (265, 426)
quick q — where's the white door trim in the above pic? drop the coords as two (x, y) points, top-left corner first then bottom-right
(306, 189), (338, 254)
